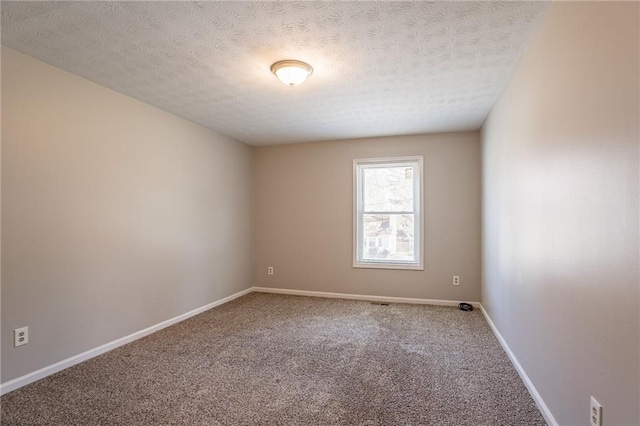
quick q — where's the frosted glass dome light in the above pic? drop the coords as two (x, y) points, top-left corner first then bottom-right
(270, 60), (313, 87)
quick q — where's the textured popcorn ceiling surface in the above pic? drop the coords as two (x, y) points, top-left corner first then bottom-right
(1, 1), (550, 146)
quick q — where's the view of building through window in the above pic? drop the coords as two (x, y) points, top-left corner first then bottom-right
(354, 156), (422, 268)
(362, 166), (415, 261)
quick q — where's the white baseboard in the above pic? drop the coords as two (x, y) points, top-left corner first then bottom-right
(252, 286), (480, 307)
(0, 285), (484, 396)
(0, 287), (253, 395)
(480, 304), (557, 426)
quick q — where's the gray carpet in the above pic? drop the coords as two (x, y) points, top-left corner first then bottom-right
(1, 293), (546, 425)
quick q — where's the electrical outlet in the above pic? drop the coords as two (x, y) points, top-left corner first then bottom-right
(268, 266), (274, 275)
(590, 397), (602, 426)
(453, 276), (460, 286)
(14, 327), (28, 347)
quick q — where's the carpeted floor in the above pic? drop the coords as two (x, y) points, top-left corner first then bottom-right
(1, 293), (546, 425)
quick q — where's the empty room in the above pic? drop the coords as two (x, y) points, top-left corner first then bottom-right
(1, 1), (638, 425)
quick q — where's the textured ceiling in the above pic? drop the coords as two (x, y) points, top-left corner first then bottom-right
(1, 1), (550, 146)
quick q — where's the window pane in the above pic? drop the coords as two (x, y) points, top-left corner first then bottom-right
(361, 214), (415, 262)
(363, 166), (414, 212)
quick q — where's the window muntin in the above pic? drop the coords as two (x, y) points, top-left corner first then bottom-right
(354, 156), (423, 270)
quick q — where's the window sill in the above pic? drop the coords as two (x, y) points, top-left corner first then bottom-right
(353, 262), (424, 271)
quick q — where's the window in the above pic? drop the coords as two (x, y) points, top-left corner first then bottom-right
(353, 156), (423, 270)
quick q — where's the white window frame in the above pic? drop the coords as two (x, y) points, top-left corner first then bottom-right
(353, 156), (424, 270)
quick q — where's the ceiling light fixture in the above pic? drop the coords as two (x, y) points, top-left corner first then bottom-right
(270, 60), (313, 87)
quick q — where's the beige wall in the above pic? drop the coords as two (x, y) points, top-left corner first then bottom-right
(253, 132), (481, 302)
(481, 2), (639, 425)
(1, 48), (253, 383)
